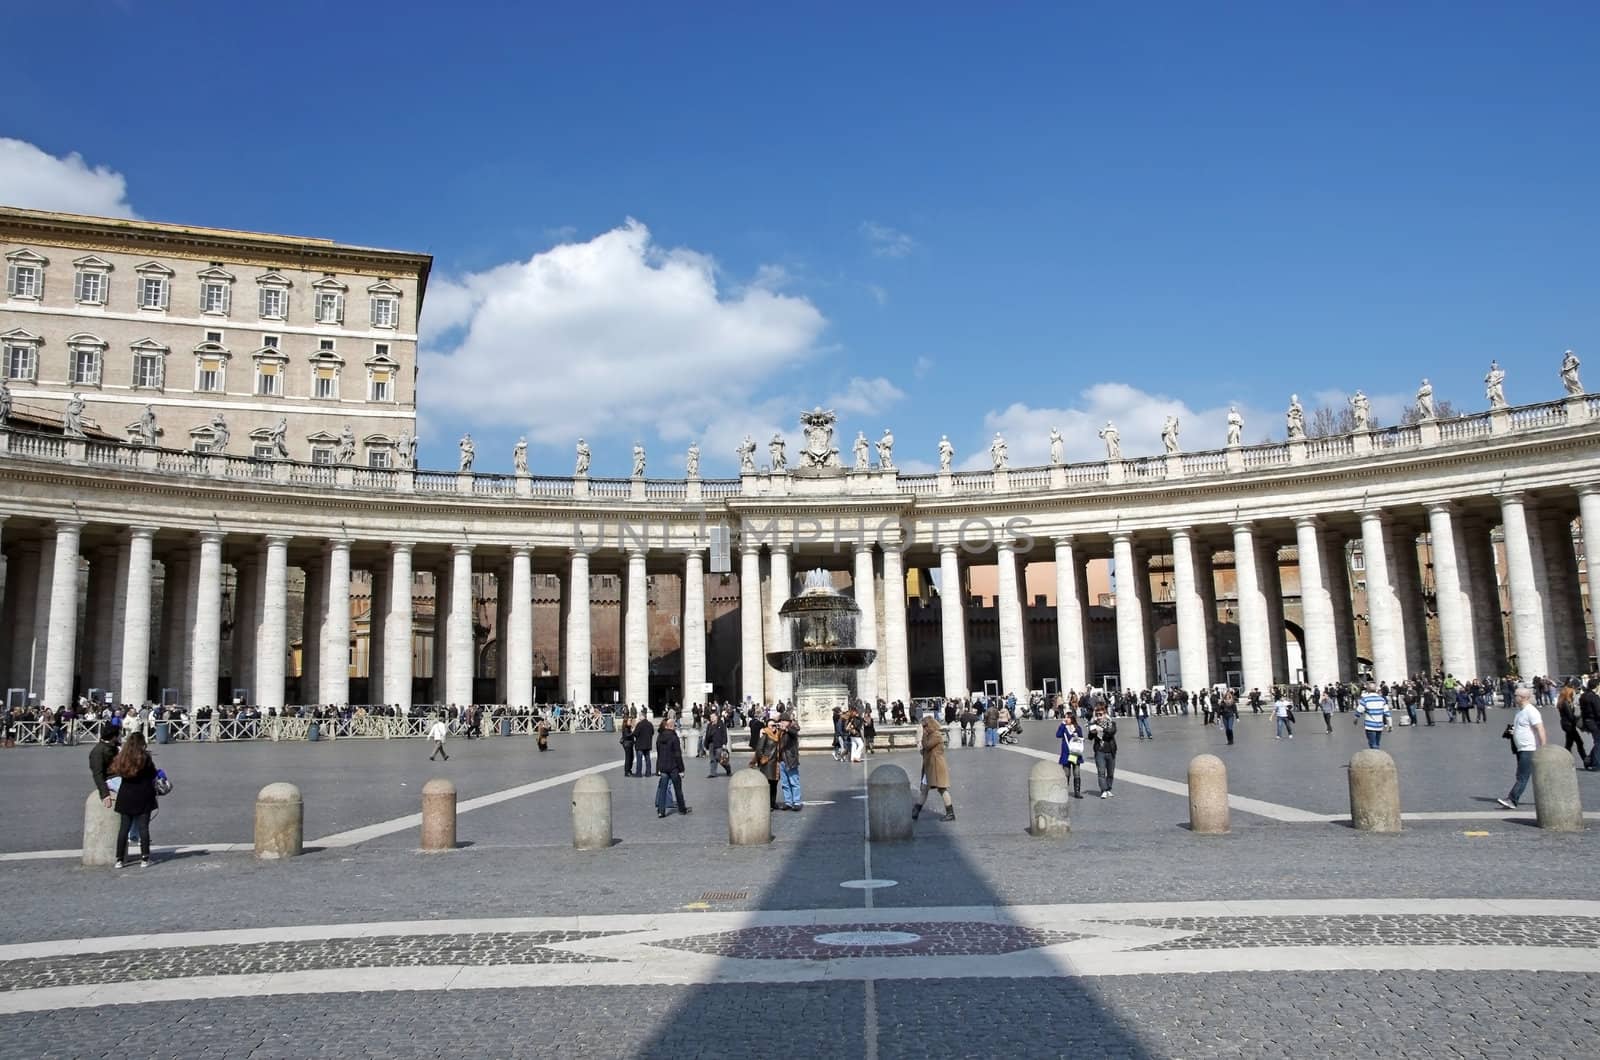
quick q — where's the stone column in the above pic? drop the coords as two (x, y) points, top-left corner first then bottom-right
(1230, 521), (1272, 692)
(1387, 522), (1429, 677)
(1581, 486), (1600, 662)
(107, 542), (128, 701)
(1052, 537), (1087, 691)
(42, 521), (82, 708)
(1359, 510), (1406, 683)
(84, 549), (114, 694)
(368, 566), (387, 707)
(1461, 516), (1507, 676)
(446, 543), (474, 707)
(1195, 544), (1222, 685)
(881, 543), (911, 705)
(853, 543), (880, 701)
(1292, 517), (1339, 688)
(623, 547), (649, 711)
(319, 540), (351, 707)
(31, 535), (57, 696)
(6, 543), (39, 692)
(1536, 507), (1586, 674)
(1426, 503), (1476, 681)
(257, 537), (289, 713)
(382, 543), (414, 713)
(1319, 529), (1357, 681)
(233, 553), (259, 702)
(1109, 532), (1149, 692)
(1498, 493), (1549, 678)
(682, 548), (706, 710)
(1259, 543), (1289, 683)
(766, 545), (792, 704)
(118, 528), (156, 707)
(563, 549), (591, 706)
(492, 566), (508, 705)
(300, 557), (322, 705)
(507, 546), (534, 708)
(938, 542), (970, 698)
(182, 544), (201, 702)
(739, 545), (763, 706)
(995, 539), (1028, 697)
(189, 531), (224, 710)
(1170, 528), (1212, 690)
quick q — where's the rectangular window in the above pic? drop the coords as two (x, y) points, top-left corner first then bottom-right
(70, 348), (100, 385)
(367, 448), (391, 469)
(6, 264), (41, 299)
(311, 446), (335, 465)
(4, 344), (36, 381)
(314, 365), (338, 399)
(316, 291), (344, 324)
(318, 339), (334, 351)
(256, 361), (280, 396)
(205, 330), (223, 345)
(139, 276), (168, 309)
(253, 443), (274, 460)
(374, 342), (389, 358)
(262, 334), (280, 349)
(196, 357), (223, 393)
(369, 368), (392, 403)
(74, 270), (106, 305)
(370, 296), (397, 328)
(133, 352), (163, 389)
(258, 287), (286, 319)
(201, 282), (230, 314)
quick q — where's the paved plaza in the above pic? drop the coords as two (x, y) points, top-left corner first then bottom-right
(1, 710), (1597, 1058)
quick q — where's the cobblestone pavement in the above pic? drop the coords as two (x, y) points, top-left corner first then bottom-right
(1116, 913), (1600, 950)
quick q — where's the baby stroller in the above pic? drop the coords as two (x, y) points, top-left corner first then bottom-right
(998, 718), (1022, 745)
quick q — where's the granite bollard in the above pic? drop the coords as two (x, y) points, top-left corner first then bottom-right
(1533, 745), (1584, 832)
(1028, 759), (1071, 838)
(571, 773), (613, 850)
(421, 778), (457, 851)
(869, 764), (914, 842)
(253, 782), (304, 859)
(1188, 754), (1230, 835)
(728, 769), (771, 845)
(82, 790), (120, 867)
(1348, 749), (1401, 832)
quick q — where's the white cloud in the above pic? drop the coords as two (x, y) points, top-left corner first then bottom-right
(825, 376), (905, 418)
(865, 282), (889, 306)
(913, 355), (934, 380)
(419, 220), (828, 455)
(0, 138), (137, 218)
(860, 220), (916, 258)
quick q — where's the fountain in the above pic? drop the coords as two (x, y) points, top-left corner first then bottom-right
(766, 569), (877, 750)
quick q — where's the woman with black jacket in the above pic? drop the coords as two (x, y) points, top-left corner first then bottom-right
(1089, 704), (1118, 799)
(110, 732), (159, 868)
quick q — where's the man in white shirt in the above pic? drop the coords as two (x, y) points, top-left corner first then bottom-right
(428, 715), (450, 762)
(1496, 686), (1545, 810)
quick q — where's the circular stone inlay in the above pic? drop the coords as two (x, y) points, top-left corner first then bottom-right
(814, 930), (921, 947)
(839, 879), (898, 890)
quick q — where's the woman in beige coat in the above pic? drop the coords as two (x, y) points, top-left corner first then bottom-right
(912, 713), (955, 822)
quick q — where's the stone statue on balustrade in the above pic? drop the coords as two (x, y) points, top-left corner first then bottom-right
(938, 435), (954, 472)
(1161, 415), (1180, 454)
(1561, 350), (1583, 396)
(737, 435), (756, 473)
(270, 418), (290, 459)
(990, 432), (1008, 470)
(685, 442), (700, 478)
(877, 428), (895, 470)
(1485, 360), (1507, 409)
(0, 378), (10, 425)
(1048, 428), (1064, 465)
(853, 431), (870, 470)
(1226, 406), (1243, 446)
(213, 413), (233, 454)
(513, 437), (529, 475)
(135, 405), (160, 447)
(459, 434), (475, 473)
(1349, 390), (1371, 431)
(396, 429), (414, 467)
(632, 443), (647, 478)
(63, 393), (85, 438)
(798, 407), (842, 468)
(1099, 420), (1120, 461)
(1286, 394), (1306, 440)
(575, 438), (591, 476)
(769, 434), (786, 472)
(1415, 379), (1435, 420)
(335, 423), (355, 464)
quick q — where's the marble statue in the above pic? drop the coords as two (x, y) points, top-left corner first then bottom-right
(1415, 379), (1435, 420)
(877, 428), (894, 470)
(1099, 421), (1120, 462)
(1161, 415), (1180, 454)
(799, 407), (841, 468)
(769, 434), (786, 472)
(335, 423), (355, 464)
(396, 428), (413, 467)
(1226, 406), (1243, 446)
(136, 405), (159, 447)
(737, 435), (756, 473)
(1048, 428), (1064, 465)
(63, 393), (85, 438)
(1286, 394), (1306, 440)
(989, 432), (1008, 471)
(575, 439), (591, 476)
(270, 418), (290, 459)
(685, 442), (700, 478)
(938, 435), (954, 473)
(853, 431), (870, 470)
(459, 434), (475, 473)
(513, 437), (528, 476)
(1485, 360), (1507, 409)
(213, 413), (233, 454)
(632, 443), (647, 478)
(1350, 390), (1371, 431)
(0, 378), (10, 425)
(1561, 350), (1583, 396)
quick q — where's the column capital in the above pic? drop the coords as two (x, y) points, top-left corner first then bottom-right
(682, 545), (705, 558)
(127, 525), (159, 541)
(1577, 482), (1600, 499)
(1424, 500), (1455, 516)
(1110, 529), (1135, 544)
(324, 537), (350, 555)
(568, 545), (591, 559)
(1359, 508), (1390, 525)
(511, 544), (533, 559)
(451, 541), (475, 557)
(1494, 489), (1529, 506)
(938, 539), (961, 555)
(624, 543), (648, 557)
(1292, 514), (1321, 529)
(388, 540), (414, 555)
(199, 529), (225, 546)
(1052, 533), (1077, 547)
(1228, 519), (1255, 534)
(1168, 525), (1194, 540)
(854, 540), (876, 555)
(53, 518), (84, 533)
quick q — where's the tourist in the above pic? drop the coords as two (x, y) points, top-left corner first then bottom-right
(1557, 684), (1588, 765)
(1358, 682), (1391, 749)
(1420, 683), (1437, 727)
(427, 714), (450, 761)
(1273, 694), (1294, 740)
(535, 715), (550, 752)
(90, 723), (118, 806)
(983, 700), (999, 748)
(1135, 697), (1152, 740)
(1218, 690), (1238, 746)
(653, 716), (690, 819)
(620, 716), (636, 776)
(1089, 705), (1118, 798)
(777, 715), (803, 811)
(109, 732), (161, 868)
(1320, 688), (1336, 733)
(633, 714), (655, 777)
(863, 708), (877, 754)
(911, 714), (955, 821)
(1580, 679), (1600, 770)
(754, 714), (784, 810)
(704, 711), (730, 777)
(1496, 687), (1546, 810)
(844, 706), (864, 763)
(748, 711), (762, 752)
(1056, 711), (1085, 799)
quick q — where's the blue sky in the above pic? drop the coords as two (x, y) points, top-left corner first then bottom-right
(5, 2), (1598, 475)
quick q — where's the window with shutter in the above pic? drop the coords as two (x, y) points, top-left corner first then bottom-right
(7, 264), (41, 299)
